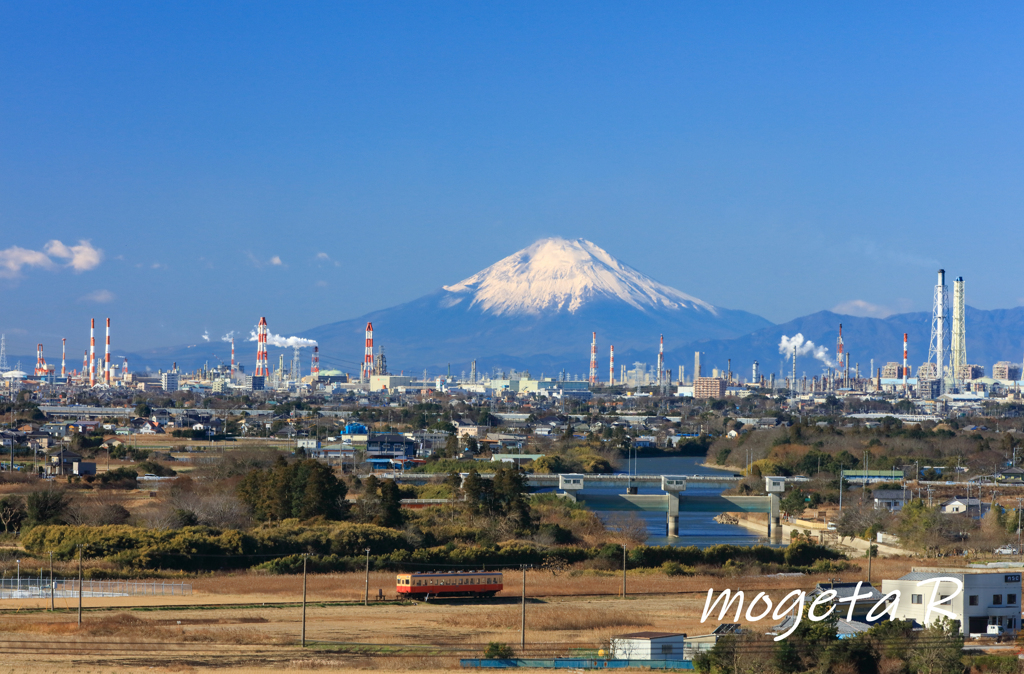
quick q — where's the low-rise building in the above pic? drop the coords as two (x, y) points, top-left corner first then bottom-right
(610, 632), (688, 660)
(883, 568), (1022, 636)
(872, 488), (913, 512)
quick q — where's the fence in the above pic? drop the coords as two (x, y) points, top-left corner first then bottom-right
(0, 578), (192, 599)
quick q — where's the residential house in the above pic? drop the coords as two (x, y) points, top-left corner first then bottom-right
(365, 434), (417, 459)
(872, 489), (913, 512)
(940, 497), (988, 519)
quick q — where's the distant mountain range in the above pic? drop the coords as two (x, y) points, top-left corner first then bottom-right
(57, 238), (1024, 380)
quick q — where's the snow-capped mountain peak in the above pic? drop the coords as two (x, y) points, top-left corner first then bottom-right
(441, 237), (717, 316)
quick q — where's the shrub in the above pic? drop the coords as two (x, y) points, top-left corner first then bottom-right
(484, 642), (515, 659)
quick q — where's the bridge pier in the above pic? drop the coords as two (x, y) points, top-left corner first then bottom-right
(667, 494), (679, 537)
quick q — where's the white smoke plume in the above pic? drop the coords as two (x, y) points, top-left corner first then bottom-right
(778, 333), (834, 367)
(202, 331), (210, 342)
(248, 329), (317, 348)
(221, 331), (235, 342)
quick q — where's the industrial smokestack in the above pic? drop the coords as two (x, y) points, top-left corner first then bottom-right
(89, 318), (96, 387)
(589, 332), (597, 385)
(104, 318), (111, 386)
(61, 338), (66, 378)
(363, 323), (374, 382)
(903, 332), (909, 396)
(609, 345), (615, 386)
(255, 317), (269, 377)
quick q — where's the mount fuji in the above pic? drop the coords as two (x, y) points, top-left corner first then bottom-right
(302, 238), (773, 375)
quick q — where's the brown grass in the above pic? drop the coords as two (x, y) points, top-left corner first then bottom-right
(441, 603), (651, 631)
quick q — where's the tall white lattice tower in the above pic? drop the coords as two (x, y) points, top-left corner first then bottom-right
(950, 276), (966, 385)
(927, 269), (950, 390)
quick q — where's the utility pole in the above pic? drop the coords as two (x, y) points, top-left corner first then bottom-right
(364, 548), (371, 606)
(77, 545), (83, 626)
(49, 552), (53, 612)
(520, 565), (527, 651)
(622, 545), (627, 598)
(301, 554), (308, 647)
(1018, 498), (1022, 562)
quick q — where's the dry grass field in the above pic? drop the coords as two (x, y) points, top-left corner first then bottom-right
(0, 559), (941, 672)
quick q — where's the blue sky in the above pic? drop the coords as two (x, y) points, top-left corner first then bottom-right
(2, 2), (1024, 358)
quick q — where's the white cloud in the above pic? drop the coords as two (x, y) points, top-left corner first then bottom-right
(202, 331), (210, 342)
(270, 256), (283, 266)
(779, 333), (834, 367)
(248, 328), (317, 348)
(44, 239), (103, 272)
(316, 252), (340, 267)
(80, 289), (115, 303)
(0, 246), (54, 278)
(832, 299), (894, 319)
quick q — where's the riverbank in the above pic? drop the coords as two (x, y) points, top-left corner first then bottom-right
(696, 461), (741, 473)
(732, 516), (912, 558)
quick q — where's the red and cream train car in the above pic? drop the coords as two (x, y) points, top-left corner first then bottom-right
(396, 571), (503, 598)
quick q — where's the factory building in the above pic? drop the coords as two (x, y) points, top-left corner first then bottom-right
(957, 364), (985, 380)
(881, 362), (909, 379)
(992, 362), (1022, 380)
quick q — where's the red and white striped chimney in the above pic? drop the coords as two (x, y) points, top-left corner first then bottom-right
(311, 346), (320, 376)
(588, 332), (597, 385)
(61, 338), (66, 378)
(104, 318), (111, 386)
(363, 323), (374, 382)
(609, 345), (615, 386)
(89, 318), (96, 387)
(254, 318), (269, 376)
(903, 332), (908, 395)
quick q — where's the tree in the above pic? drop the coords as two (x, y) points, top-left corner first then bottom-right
(463, 467), (483, 509)
(909, 617), (963, 674)
(442, 435), (459, 458)
(0, 495), (26, 533)
(237, 458), (348, 521)
(378, 479), (404, 528)
(27, 487), (70, 526)
(780, 487), (807, 518)
(135, 401), (152, 418)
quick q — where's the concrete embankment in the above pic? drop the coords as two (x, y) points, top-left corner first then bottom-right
(731, 513), (911, 557)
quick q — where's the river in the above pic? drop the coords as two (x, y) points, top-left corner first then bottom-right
(587, 455), (770, 548)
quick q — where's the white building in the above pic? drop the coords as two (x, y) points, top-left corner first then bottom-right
(610, 631), (688, 660)
(882, 568), (1022, 636)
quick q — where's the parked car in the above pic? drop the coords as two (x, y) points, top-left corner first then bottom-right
(994, 546), (1018, 555)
